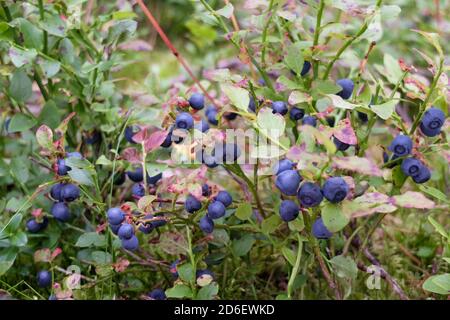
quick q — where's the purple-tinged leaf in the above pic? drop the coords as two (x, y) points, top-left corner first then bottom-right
(333, 156), (383, 177)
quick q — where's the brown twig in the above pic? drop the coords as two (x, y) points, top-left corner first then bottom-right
(313, 245), (342, 300)
(135, 0), (218, 108)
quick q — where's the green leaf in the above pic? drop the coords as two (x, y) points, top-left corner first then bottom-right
(330, 255), (358, 280)
(0, 247), (19, 276)
(146, 163), (168, 177)
(282, 247), (296, 267)
(316, 80), (342, 95)
(68, 167), (95, 186)
(7, 113), (36, 133)
(18, 18), (43, 50)
(261, 214), (282, 234)
(222, 83), (250, 112)
(419, 185), (449, 204)
(10, 157), (29, 183)
(38, 100), (61, 129)
(326, 94), (360, 110)
(257, 107), (286, 140)
(9, 231), (27, 247)
(40, 59), (61, 78)
(371, 100), (397, 120)
(75, 232), (106, 247)
(422, 274), (450, 295)
(96, 155), (112, 166)
(235, 203), (253, 220)
(36, 125), (54, 150)
(216, 3), (234, 19)
(91, 251), (112, 265)
(112, 11), (138, 20)
(322, 202), (349, 232)
(232, 234), (255, 256)
(40, 14), (66, 37)
(383, 53), (403, 84)
(285, 43), (304, 76)
(165, 284), (193, 299)
(412, 30), (444, 60)
(196, 283), (219, 300)
(9, 69), (33, 103)
(8, 46), (37, 68)
(428, 216), (448, 239)
(288, 91), (312, 105)
(177, 263), (195, 283)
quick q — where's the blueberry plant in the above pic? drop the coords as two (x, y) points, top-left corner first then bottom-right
(0, 0), (449, 300)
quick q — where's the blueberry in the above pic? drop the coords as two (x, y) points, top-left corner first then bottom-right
(388, 134), (412, 157)
(301, 61), (311, 76)
(336, 78), (354, 100)
(326, 116), (336, 127)
(170, 260), (180, 278)
(132, 183), (145, 198)
(107, 208), (125, 225)
(202, 183), (211, 197)
(297, 182), (323, 207)
(420, 107), (445, 137)
(312, 217), (332, 239)
(401, 158), (422, 177)
(224, 112), (238, 121)
(185, 195), (202, 213)
(138, 214), (155, 234)
(203, 153), (219, 168)
(189, 93), (205, 110)
(26, 218), (48, 233)
(199, 215), (214, 233)
(207, 201), (226, 219)
(273, 159), (295, 175)
(333, 136), (350, 151)
(51, 202), (71, 222)
(383, 151), (390, 164)
(121, 235), (139, 251)
(118, 223), (134, 240)
(215, 190), (232, 207)
(175, 112), (194, 130)
(127, 166), (143, 182)
(214, 143), (241, 163)
(57, 158), (69, 176)
(195, 119), (210, 133)
(357, 111), (368, 123)
(114, 171), (126, 185)
(37, 270), (52, 288)
(50, 183), (65, 201)
(279, 200), (299, 222)
(322, 177), (349, 203)
(161, 129), (173, 148)
(205, 106), (219, 125)
(85, 130), (101, 144)
(60, 184), (80, 202)
(290, 107), (305, 121)
(110, 224), (121, 235)
(412, 165), (431, 184)
(275, 170), (302, 196)
(271, 101), (288, 115)
(124, 126), (140, 144)
(302, 115), (317, 127)
(196, 269), (214, 280)
(147, 172), (162, 186)
(148, 288), (166, 300)
(248, 96), (256, 113)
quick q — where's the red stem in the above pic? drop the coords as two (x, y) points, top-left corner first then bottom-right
(135, 0), (218, 108)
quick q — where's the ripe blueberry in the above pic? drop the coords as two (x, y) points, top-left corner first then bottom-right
(224, 112), (238, 121)
(127, 166), (143, 182)
(301, 61), (311, 76)
(132, 183), (145, 198)
(420, 107), (445, 137)
(107, 207), (125, 225)
(124, 126), (139, 144)
(215, 190), (232, 207)
(110, 224), (121, 235)
(138, 214), (155, 234)
(205, 106), (219, 125)
(336, 78), (354, 100)
(37, 270), (52, 288)
(26, 217), (48, 233)
(322, 177), (349, 203)
(147, 172), (162, 185)
(279, 200), (299, 222)
(357, 111), (368, 123)
(202, 183), (211, 197)
(170, 260), (180, 278)
(199, 215), (214, 234)
(248, 96), (256, 113)
(161, 129), (173, 148)
(401, 158), (422, 177)
(114, 171), (126, 185)
(121, 235), (139, 251)
(289, 107), (305, 121)
(312, 217), (332, 239)
(189, 93), (205, 110)
(50, 183), (65, 201)
(195, 119), (210, 133)
(85, 130), (101, 144)
(388, 134), (412, 157)
(149, 289), (166, 300)
(60, 184), (80, 202)
(57, 158), (69, 176)
(196, 269), (214, 280)
(185, 195), (202, 213)
(297, 182), (323, 207)
(51, 202), (71, 222)
(275, 170), (302, 196)
(118, 223), (134, 240)
(271, 101), (288, 115)
(175, 112), (194, 130)
(214, 143), (241, 163)
(273, 159), (295, 175)
(302, 115), (317, 127)
(333, 136), (350, 151)
(207, 201), (226, 219)
(326, 116), (335, 127)
(412, 165), (431, 184)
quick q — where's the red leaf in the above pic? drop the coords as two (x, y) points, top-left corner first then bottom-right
(122, 147), (141, 163)
(144, 130), (168, 153)
(333, 118), (357, 145)
(51, 247), (62, 260)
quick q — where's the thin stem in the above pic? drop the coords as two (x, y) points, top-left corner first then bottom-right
(287, 234), (303, 299)
(312, 0), (325, 79)
(37, 0), (48, 54)
(261, 0), (275, 66)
